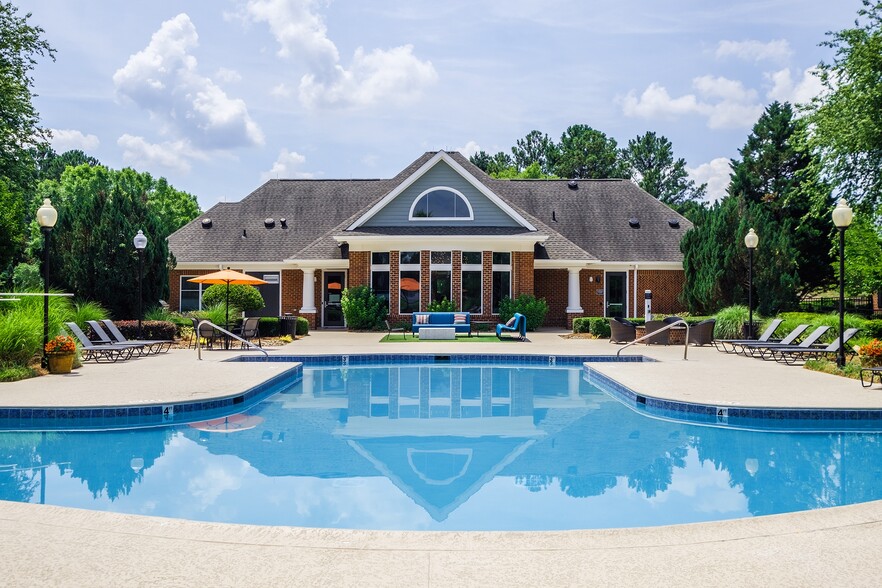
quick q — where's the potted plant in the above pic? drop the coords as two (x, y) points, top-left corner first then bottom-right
(44, 334), (77, 374)
(857, 338), (882, 368)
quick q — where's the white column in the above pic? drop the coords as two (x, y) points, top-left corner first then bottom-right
(300, 268), (317, 314)
(565, 268), (583, 313)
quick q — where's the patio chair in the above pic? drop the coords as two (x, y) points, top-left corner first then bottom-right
(728, 324), (810, 356)
(714, 318), (783, 353)
(687, 318), (716, 346)
(747, 325), (831, 360)
(643, 320), (669, 345)
(609, 317), (636, 344)
(860, 366), (882, 388)
(663, 316), (684, 324)
(86, 321), (149, 356)
(236, 317), (262, 348)
(385, 319), (408, 339)
(767, 328), (860, 365)
(101, 319), (173, 354)
(496, 313), (527, 341)
(64, 322), (135, 363)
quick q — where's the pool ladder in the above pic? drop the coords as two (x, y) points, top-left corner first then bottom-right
(616, 319), (690, 360)
(196, 320), (269, 360)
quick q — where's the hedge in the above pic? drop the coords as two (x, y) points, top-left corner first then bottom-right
(296, 316), (309, 336)
(258, 317), (280, 337)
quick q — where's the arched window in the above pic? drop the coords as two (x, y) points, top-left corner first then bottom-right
(408, 187), (474, 220)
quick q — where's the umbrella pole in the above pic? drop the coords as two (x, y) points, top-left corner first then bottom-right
(225, 281), (230, 349)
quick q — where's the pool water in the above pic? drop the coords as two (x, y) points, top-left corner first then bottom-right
(2, 363), (882, 531)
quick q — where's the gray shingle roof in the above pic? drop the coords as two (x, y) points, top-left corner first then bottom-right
(169, 151), (690, 264)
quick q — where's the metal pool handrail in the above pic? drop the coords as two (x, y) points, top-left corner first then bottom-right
(616, 319), (691, 360)
(196, 319), (269, 360)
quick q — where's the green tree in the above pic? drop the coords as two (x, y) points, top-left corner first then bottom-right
(839, 211), (882, 295)
(730, 102), (833, 297)
(469, 150), (513, 175)
(146, 176), (201, 235)
(202, 284), (265, 313)
(621, 131), (706, 208)
(44, 165), (169, 319)
(34, 146), (100, 182)
(808, 0), (882, 212)
(511, 130), (557, 175)
(0, 2), (55, 278)
(553, 125), (629, 179)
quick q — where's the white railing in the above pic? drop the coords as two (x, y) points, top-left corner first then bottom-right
(196, 320), (268, 360)
(616, 319), (691, 360)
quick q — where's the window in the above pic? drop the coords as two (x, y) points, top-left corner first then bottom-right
(409, 187), (474, 220)
(430, 251), (451, 305)
(400, 251), (420, 313)
(461, 251), (482, 314)
(492, 252), (511, 314)
(371, 252), (390, 309)
(179, 276), (205, 312)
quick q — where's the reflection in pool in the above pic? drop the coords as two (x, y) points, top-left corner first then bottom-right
(2, 364), (882, 531)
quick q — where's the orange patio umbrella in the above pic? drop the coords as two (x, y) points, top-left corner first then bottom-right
(188, 269), (268, 330)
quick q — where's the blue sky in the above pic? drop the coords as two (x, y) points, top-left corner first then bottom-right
(26, 0), (857, 209)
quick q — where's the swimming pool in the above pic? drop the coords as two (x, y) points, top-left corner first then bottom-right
(2, 358), (882, 531)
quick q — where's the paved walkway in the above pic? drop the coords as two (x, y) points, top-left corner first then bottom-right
(1, 329), (882, 586)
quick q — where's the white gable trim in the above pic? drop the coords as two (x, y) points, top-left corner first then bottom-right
(346, 151), (537, 231)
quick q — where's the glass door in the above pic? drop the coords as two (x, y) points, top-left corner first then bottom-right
(323, 271), (346, 327)
(605, 272), (627, 318)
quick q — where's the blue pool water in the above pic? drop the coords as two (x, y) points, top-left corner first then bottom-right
(2, 361), (882, 531)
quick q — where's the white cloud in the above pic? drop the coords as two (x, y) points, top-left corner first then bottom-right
(117, 134), (206, 173)
(622, 76), (763, 130)
(271, 82), (294, 98)
(261, 148), (315, 180)
(688, 157), (732, 202)
(456, 141), (481, 159)
(215, 67), (242, 84)
(766, 66), (825, 106)
(113, 13), (264, 151)
(49, 129), (100, 152)
(716, 39), (792, 64)
(234, 0), (437, 109)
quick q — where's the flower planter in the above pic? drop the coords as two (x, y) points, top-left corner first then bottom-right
(47, 353), (75, 374)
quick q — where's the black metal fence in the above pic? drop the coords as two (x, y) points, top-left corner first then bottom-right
(796, 295), (880, 317)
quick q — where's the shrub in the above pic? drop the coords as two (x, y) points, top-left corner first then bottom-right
(193, 302), (238, 329)
(70, 299), (109, 329)
(713, 305), (751, 340)
(12, 262), (41, 291)
(111, 320), (178, 341)
(862, 319), (882, 339)
(202, 284), (265, 312)
(0, 291), (74, 366)
(427, 298), (456, 312)
(296, 316), (309, 336)
(341, 285), (387, 330)
(258, 317), (280, 337)
(573, 317), (611, 337)
(498, 294), (549, 331)
(778, 311), (865, 340)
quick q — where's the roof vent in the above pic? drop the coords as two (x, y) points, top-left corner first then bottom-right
(567, 179), (578, 190)
(552, 210), (558, 222)
(264, 218), (275, 229)
(200, 218), (212, 229)
(628, 217), (640, 228)
(668, 218), (680, 228)
(280, 218), (288, 228)
(242, 228), (247, 238)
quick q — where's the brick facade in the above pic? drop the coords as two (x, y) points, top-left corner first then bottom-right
(636, 269), (685, 316)
(535, 269), (568, 327)
(348, 251), (370, 288)
(512, 251), (534, 297)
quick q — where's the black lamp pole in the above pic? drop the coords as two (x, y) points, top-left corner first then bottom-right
(744, 228), (758, 339)
(133, 230), (148, 339)
(832, 199), (853, 368)
(37, 198), (58, 370)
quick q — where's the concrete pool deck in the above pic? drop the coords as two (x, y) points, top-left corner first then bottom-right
(2, 329), (882, 586)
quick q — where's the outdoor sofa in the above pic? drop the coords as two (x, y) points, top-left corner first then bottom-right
(411, 312), (472, 336)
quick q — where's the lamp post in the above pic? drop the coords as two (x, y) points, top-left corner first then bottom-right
(37, 198), (58, 369)
(133, 230), (148, 339)
(832, 198), (853, 368)
(744, 228), (759, 339)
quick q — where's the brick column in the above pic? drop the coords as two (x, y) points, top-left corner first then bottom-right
(482, 251), (493, 316)
(420, 250), (430, 311)
(512, 251), (534, 297)
(348, 251), (370, 287)
(452, 250), (462, 311)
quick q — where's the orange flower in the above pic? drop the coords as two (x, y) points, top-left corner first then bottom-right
(858, 338), (882, 359)
(45, 335), (76, 355)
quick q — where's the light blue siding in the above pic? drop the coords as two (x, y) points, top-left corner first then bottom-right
(363, 161), (521, 227)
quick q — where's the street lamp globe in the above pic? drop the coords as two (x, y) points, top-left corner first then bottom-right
(832, 198), (853, 368)
(832, 198), (853, 229)
(37, 198), (57, 229)
(744, 228), (759, 249)
(133, 229), (148, 250)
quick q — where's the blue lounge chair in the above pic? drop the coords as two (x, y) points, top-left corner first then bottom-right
(496, 313), (527, 341)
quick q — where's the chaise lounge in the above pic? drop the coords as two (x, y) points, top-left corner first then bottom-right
(714, 318), (784, 353)
(64, 322), (137, 362)
(101, 319), (173, 354)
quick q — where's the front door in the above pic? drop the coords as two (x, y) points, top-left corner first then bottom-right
(323, 271), (346, 327)
(605, 272), (627, 318)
